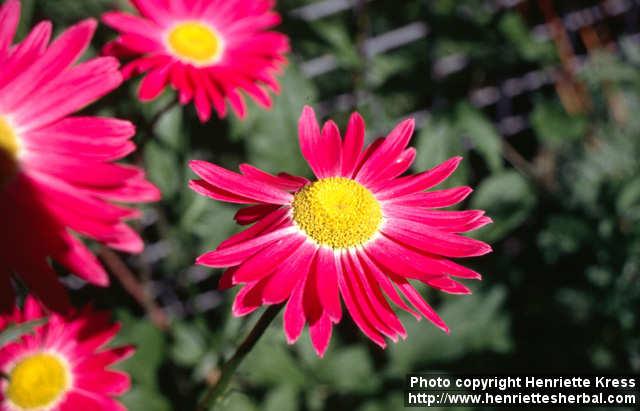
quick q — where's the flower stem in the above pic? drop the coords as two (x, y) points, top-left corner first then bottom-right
(98, 246), (170, 331)
(196, 304), (283, 411)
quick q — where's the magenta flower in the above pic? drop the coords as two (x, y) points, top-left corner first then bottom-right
(0, 0), (159, 312)
(189, 106), (492, 356)
(0, 296), (134, 411)
(103, 0), (290, 122)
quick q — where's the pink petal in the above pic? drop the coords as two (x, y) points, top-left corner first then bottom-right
(101, 11), (162, 38)
(376, 156), (463, 199)
(15, 57), (123, 130)
(76, 346), (135, 370)
(75, 370), (131, 395)
(382, 219), (491, 258)
(239, 164), (305, 191)
(232, 234), (306, 284)
(392, 276), (449, 333)
(0, 0), (20, 55)
(218, 207), (289, 249)
(357, 251), (419, 320)
(189, 160), (293, 205)
(314, 247), (342, 322)
(0, 19), (97, 113)
(138, 66), (170, 101)
(14, 258), (70, 314)
(196, 226), (296, 268)
(0, 273), (15, 313)
(340, 112), (365, 178)
(189, 179), (257, 204)
(261, 242), (317, 304)
(60, 391), (127, 411)
(383, 208), (487, 232)
(194, 84), (212, 122)
(298, 106), (341, 179)
(218, 268), (235, 290)
(232, 278), (269, 316)
(234, 204), (280, 225)
(423, 276), (472, 295)
(317, 120), (342, 178)
(54, 233), (109, 286)
(336, 253), (386, 348)
(368, 236), (483, 280)
(283, 275), (307, 344)
(309, 311), (332, 357)
(356, 118), (414, 186)
(130, 0), (174, 25)
(0, 21), (52, 90)
(346, 252), (404, 340)
(386, 186), (473, 208)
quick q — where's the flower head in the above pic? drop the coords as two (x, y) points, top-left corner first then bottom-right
(0, 296), (134, 411)
(103, 0), (290, 122)
(189, 106), (492, 356)
(0, 0), (160, 312)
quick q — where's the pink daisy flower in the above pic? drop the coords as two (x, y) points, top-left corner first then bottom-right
(0, 0), (160, 312)
(189, 106), (492, 357)
(0, 296), (134, 411)
(102, 0), (290, 122)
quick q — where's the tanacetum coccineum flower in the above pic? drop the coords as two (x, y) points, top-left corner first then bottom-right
(102, 0), (289, 122)
(189, 106), (492, 356)
(0, 296), (134, 411)
(0, 0), (159, 312)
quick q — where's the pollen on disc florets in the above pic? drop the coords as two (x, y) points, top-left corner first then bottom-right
(167, 21), (223, 66)
(6, 352), (71, 410)
(292, 177), (383, 249)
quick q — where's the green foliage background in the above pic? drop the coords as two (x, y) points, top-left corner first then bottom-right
(12, 0), (640, 410)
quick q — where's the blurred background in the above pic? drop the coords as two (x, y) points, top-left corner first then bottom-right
(20, 0), (640, 409)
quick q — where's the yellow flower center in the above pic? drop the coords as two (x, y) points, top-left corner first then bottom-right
(6, 353), (71, 410)
(292, 177), (383, 249)
(167, 22), (223, 65)
(0, 116), (20, 186)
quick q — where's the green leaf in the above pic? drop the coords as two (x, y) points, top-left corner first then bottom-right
(113, 312), (167, 390)
(170, 321), (207, 367)
(530, 99), (588, 146)
(455, 103), (504, 172)
(154, 105), (186, 152)
(617, 177), (640, 222)
(471, 170), (536, 242)
(216, 392), (258, 411)
(144, 141), (181, 199)
(0, 318), (46, 346)
(315, 346), (379, 394)
(314, 22), (360, 69)
(240, 327), (307, 388)
(499, 12), (556, 63)
(121, 388), (171, 411)
(537, 215), (592, 263)
(263, 384), (299, 411)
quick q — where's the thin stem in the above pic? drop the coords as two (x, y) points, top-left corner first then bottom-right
(196, 304), (283, 411)
(98, 246), (170, 331)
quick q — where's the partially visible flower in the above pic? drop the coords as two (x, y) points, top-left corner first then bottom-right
(103, 0), (289, 122)
(0, 0), (160, 312)
(0, 296), (134, 411)
(189, 106), (492, 357)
